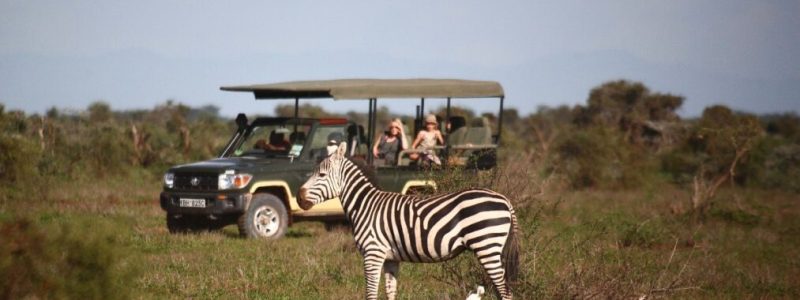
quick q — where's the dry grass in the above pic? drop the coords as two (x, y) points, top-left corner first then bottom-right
(1, 168), (799, 299)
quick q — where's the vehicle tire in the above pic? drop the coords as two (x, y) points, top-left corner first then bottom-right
(238, 193), (288, 239)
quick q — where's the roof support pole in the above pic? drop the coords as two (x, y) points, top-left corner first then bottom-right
(415, 105), (421, 125)
(373, 98), (378, 159)
(293, 97), (299, 134)
(444, 97), (451, 168)
(367, 98), (377, 165)
(294, 97), (299, 119)
(420, 98), (425, 134)
(366, 98), (372, 165)
(497, 96), (504, 144)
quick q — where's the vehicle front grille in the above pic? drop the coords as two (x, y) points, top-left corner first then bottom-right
(174, 172), (218, 191)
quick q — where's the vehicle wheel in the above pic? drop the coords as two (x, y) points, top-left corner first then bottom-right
(238, 193), (288, 239)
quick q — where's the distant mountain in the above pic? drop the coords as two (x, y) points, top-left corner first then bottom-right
(1, 49), (797, 117)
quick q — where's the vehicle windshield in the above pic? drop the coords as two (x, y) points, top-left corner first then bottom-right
(233, 123), (311, 158)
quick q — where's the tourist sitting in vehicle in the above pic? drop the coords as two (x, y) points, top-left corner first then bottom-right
(410, 114), (444, 165)
(325, 131), (345, 156)
(447, 116), (467, 134)
(372, 118), (408, 166)
(255, 130), (291, 152)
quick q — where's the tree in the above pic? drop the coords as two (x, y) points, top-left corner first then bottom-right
(575, 80), (684, 147)
(524, 105), (573, 156)
(274, 103), (341, 118)
(689, 105), (762, 216)
(87, 101), (112, 123)
(0, 108), (41, 183)
(764, 112), (800, 142)
(432, 106), (476, 120)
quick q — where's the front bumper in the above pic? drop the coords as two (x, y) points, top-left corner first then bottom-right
(160, 191), (252, 215)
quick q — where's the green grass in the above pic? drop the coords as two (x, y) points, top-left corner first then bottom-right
(1, 173), (799, 299)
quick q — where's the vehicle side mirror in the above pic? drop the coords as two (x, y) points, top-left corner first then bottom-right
(236, 113), (248, 129)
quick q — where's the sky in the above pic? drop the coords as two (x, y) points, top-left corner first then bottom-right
(1, 0), (799, 117)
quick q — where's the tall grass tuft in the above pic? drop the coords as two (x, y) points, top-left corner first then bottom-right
(0, 217), (138, 299)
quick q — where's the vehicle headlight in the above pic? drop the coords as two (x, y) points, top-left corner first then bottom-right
(164, 172), (174, 188)
(218, 171), (253, 190)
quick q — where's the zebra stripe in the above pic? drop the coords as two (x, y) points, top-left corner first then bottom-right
(299, 143), (519, 300)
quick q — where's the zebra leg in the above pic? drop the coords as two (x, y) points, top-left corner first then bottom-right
(383, 260), (399, 300)
(362, 250), (386, 300)
(477, 252), (512, 299)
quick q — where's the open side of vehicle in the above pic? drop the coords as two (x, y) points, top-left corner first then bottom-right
(160, 78), (506, 239)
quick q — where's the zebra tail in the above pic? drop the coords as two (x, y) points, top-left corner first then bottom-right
(502, 208), (520, 283)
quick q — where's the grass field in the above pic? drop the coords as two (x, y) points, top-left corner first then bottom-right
(2, 170), (799, 299)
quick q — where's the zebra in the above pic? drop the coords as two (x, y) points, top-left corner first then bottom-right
(298, 142), (520, 300)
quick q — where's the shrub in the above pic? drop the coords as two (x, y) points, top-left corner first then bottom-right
(84, 125), (134, 176)
(0, 107), (41, 187)
(554, 127), (650, 189)
(88, 101), (113, 123)
(742, 137), (800, 191)
(0, 133), (41, 184)
(0, 218), (136, 299)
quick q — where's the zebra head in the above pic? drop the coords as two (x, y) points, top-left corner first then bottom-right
(298, 141), (348, 210)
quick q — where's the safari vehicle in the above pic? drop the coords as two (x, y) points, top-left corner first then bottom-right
(160, 79), (506, 239)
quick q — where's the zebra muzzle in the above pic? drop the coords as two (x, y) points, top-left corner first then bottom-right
(297, 187), (314, 210)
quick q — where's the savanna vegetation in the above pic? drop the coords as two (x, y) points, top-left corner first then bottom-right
(1, 80), (799, 299)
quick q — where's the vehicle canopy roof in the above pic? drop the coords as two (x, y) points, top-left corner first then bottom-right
(249, 117), (348, 127)
(220, 78), (504, 100)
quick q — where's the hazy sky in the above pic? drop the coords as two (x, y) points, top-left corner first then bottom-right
(1, 0), (798, 117)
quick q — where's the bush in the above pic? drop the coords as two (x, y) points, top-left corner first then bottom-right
(0, 107), (41, 188)
(660, 148), (702, 185)
(0, 133), (41, 184)
(661, 106), (763, 187)
(0, 218), (136, 299)
(81, 125), (134, 176)
(742, 137), (800, 191)
(555, 127), (651, 189)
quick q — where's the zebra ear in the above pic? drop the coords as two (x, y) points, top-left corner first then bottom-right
(335, 141), (348, 158)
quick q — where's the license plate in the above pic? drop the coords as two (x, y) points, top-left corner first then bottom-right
(179, 198), (206, 208)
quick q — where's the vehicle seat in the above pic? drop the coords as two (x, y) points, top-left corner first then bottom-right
(471, 117), (490, 127)
(347, 124), (359, 156)
(402, 123), (414, 148)
(461, 127), (492, 145)
(447, 117), (492, 166)
(345, 124), (369, 158)
(464, 117), (492, 145)
(446, 116), (468, 145)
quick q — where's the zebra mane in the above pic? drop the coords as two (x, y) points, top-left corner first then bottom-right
(345, 157), (382, 189)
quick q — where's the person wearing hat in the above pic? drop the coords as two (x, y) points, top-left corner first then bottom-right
(372, 118), (409, 166)
(410, 114), (444, 165)
(325, 131), (345, 156)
